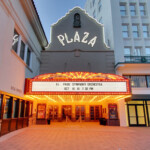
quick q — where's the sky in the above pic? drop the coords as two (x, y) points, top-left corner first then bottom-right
(33, 0), (87, 42)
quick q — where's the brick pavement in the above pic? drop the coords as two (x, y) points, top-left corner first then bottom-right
(0, 122), (150, 150)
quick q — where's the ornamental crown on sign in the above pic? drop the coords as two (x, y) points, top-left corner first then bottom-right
(57, 31), (97, 47)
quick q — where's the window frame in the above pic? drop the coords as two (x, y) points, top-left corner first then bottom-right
(123, 75), (150, 88)
(142, 24), (149, 38)
(12, 28), (32, 69)
(124, 47), (131, 56)
(139, 3), (146, 16)
(12, 29), (20, 53)
(130, 3), (136, 16)
(134, 47), (142, 56)
(120, 3), (127, 16)
(122, 24), (129, 38)
(145, 47), (150, 56)
(132, 24), (140, 38)
(98, 0), (102, 12)
(146, 76), (150, 87)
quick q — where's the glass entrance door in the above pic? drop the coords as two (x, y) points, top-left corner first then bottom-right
(48, 105), (58, 121)
(75, 106), (85, 121)
(62, 105), (72, 121)
(128, 104), (146, 126)
(90, 106), (102, 121)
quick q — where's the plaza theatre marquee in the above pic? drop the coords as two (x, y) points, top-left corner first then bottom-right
(24, 72), (131, 102)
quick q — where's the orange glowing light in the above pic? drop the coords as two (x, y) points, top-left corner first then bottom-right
(24, 72), (131, 95)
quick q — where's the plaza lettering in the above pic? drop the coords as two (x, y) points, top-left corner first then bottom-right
(57, 31), (97, 47)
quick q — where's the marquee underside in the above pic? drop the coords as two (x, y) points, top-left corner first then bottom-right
(24, 94), (131, 103)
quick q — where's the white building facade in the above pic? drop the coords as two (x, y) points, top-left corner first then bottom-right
(0, 0), (48, 135)
(85, 0), (150, 127)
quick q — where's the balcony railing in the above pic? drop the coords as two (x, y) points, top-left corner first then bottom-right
(124, 56), (150, 63)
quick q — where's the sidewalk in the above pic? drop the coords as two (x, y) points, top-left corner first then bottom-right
(0, 122), (150, 150)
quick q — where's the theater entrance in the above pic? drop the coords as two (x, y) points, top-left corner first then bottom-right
(75, 106), (85, 121)
(62, 105), (72, 121)
(48, 105), (58, 121)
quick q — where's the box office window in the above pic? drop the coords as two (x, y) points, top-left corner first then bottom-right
(20, 101), (24, 117)
(13, 100), (19, 118)
(3, 97), (12, 119)
(12, 29), (19, 53)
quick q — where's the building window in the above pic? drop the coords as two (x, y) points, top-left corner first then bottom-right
(93, 0), (95, 6)
(132, 25), (139, 38)
(146, 48), (150, 56)
(3, 97), (12, 119)
(124, 47), (131, 62)
(131, 76), (147, 87)
(139, 3), (146, 16)
(134, 47), (141, 56)
(12, 29), (19, 53)
(99, 17), (103, 23)
(122, 24), (129, 37)
(130, 3), (136, 16)
(26, 48), (31, 66)
(93, 10), (96, 18)
(98, 0), (102, 12)
(142, 25), (149, 38)
(120, 3), (127, 16)
(20, 101), (24, 118)
(20, 41), (25, 60)
(13, 99), (19, 118)
(124, 47), (131, 56)
(124, 75), (149, 88)
(147, 76), (150, 87)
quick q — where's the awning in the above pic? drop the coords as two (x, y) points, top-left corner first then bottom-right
(24, 72), (131, 102)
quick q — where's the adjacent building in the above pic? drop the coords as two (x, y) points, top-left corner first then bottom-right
(0, 0), (48, 135)
(85, 0), (150, 126)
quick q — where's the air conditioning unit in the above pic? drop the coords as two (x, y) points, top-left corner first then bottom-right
(141, 56), (147, 63)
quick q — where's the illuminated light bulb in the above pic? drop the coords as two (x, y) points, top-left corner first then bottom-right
(98, 96), (110, 102)
(117, 95), (131, 101)
(71, 96), (74, 102)
(45, 95), (56, 102)
(80, 96), (85, 102)
(58, 95), (65, 102)
(90, 96), (97, 102)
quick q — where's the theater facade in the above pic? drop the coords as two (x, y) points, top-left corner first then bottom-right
(24, 7), (132, 126)
(1, 6), (149, 137)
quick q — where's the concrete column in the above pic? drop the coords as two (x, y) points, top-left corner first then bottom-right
(118, 99), (128, 127)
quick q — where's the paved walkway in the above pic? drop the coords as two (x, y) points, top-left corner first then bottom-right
(0, 122), (150, 150)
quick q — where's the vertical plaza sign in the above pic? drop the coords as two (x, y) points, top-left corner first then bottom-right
(25, 73), (131, 95)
